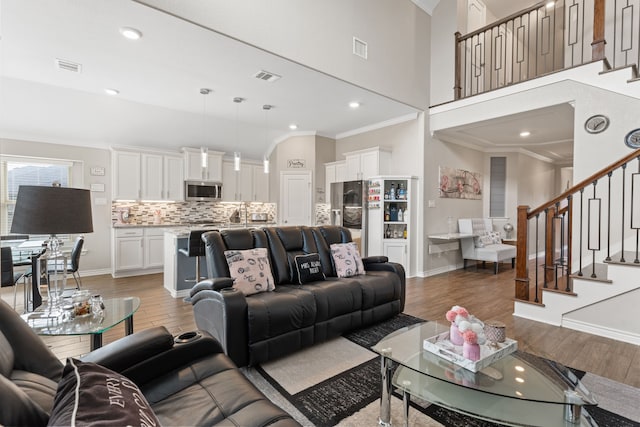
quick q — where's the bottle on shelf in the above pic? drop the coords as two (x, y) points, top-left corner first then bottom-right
(398, 182), (405, 200)
(389, 183), (396, 200)
(403, 225), (407, 239)
(385, 224), (392, 238)
(384, 205), (390, 221)
(403, 206), (409, 224)
(390, 204), (398, 221)
(398, 207), (403, 222)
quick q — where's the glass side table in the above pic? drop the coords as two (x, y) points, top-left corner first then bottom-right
(22, 296), (141, 351)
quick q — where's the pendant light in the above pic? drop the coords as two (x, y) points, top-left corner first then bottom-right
(263, 104), (271, 174)
(233, 97), (243, 171)
(200, 88), (211, 173)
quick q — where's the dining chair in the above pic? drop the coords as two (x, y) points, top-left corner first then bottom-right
(67, 236), (85, 289)
(1, 246), (24, 310)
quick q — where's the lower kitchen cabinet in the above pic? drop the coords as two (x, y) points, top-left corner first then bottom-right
(112, 227), (164, 277)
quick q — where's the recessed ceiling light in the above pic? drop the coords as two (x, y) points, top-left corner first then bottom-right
(349, 101), (361, 108)
(120, 27), (142, 40)
(289, 124), (298, 130)
(104, 88), (120, 96)
(520, 131), (531, 137)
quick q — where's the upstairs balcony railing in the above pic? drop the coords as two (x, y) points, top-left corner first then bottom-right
(515, 149), (640, 304)
(454, 0), (639, 99)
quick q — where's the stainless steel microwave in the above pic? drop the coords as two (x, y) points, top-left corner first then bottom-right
(184, 181), (223, 201)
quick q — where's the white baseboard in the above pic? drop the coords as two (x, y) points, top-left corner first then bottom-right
(562, 318), (640, 345)
(110, 268), (163, 278)
(420, 263), (464, 277)
(165, 287), (191, 299)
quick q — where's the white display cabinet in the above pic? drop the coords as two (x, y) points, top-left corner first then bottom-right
(367, 176), (418, 277)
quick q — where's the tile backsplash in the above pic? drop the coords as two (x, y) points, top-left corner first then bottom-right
(112, 201), (276, 225)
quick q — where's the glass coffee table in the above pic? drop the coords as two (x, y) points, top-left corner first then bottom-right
(22, 296), (141, 351)
(372, 322), (598, 426)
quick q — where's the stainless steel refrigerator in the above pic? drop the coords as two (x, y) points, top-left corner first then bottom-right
(330, 180), (367, 256)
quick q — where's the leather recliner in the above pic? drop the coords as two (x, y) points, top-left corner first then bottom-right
(0, 299), (300, 426)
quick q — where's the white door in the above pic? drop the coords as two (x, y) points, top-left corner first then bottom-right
(280, 171), (312, 225)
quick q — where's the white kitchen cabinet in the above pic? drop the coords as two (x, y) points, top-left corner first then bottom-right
(325, 160), (346, 202)
(343, 147), (390, 181)
(112, 227), (165, 277)
(183, 148), (223, 182)
(163, 154), (184, 200)
(222, 161), (264, 201)
(141, 153), (163, 200)
(112, 151), (141, 200)
(113, 149), (184, 201)
(383, 241), (407, 266)
(251, 164), (269, 201)
(144, 228), (164, 268)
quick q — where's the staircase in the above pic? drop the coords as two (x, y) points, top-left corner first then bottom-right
(513, 150), (640, 345)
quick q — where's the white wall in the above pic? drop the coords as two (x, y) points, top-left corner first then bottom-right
(0, 138), (111, 273)
(272, 134), (317, 206)
(138, 0), (431, 110)
(430, 0), (457, 106)
(314, 136), (336, 203)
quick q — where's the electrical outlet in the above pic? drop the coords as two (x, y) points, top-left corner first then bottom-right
(428, 200), (436, 208)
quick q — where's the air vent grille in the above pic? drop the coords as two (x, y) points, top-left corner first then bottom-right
(353, 37), (368, 59)
(253, 70), (281, 82)
(55, 58), (82, 73)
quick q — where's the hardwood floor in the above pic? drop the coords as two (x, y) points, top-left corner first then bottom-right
(3, 266), (638, 388)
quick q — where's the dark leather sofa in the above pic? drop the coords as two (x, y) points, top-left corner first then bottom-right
(0, 299), (300, 427)
(190, 225), (406, 367)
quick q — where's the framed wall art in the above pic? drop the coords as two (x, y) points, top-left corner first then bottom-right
(439, 166), (482, 199)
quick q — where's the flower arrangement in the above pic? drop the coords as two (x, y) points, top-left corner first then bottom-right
(445, 306), (486, 360)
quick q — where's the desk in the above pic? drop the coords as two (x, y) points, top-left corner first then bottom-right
(22, 296), (140, 350)
(427, 233), (475, 240)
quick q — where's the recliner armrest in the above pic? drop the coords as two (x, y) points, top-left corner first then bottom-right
(190, 277), (235, 296)
(362, 256), (389, 265)
(80, 326), (174, 372)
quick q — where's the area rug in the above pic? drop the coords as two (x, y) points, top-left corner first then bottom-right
(243, 314), (640, 427)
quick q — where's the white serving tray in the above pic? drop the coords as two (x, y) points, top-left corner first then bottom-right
(423, 330), (517, 372)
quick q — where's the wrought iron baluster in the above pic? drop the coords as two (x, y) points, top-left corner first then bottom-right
(606, 171), (612, 261)
(621, 163), (627, 262)
(566, 194), (573, 292)
(578, 188), (584, 276)
(634, 157), (640, 263)
(535, 214), (540, 303)
(588, 181), (601, 278)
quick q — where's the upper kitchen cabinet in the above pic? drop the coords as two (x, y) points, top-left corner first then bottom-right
(222, 161), (268, 202)
(343, 147), (390, 181)
(112, 150), (141, 200)
(112, 148), (184, 201)
(183, 147), (224, 182)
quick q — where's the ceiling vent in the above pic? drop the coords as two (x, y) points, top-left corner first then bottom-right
(55, 58), (82, 73)
(253, 70), (281, 82)
(353, 37), (368, 59)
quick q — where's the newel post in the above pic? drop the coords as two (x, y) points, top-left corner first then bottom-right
(515, 205), (530, 300)
(592, 0), (606, 61)
(454, 32), (462, 99)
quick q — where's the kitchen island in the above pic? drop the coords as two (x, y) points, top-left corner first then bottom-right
(163, 222), (276, 298)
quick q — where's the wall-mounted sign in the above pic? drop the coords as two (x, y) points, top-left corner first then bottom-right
(287, 159), (306, 168)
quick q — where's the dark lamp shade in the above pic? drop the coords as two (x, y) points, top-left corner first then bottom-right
(10, 186), (94, 235)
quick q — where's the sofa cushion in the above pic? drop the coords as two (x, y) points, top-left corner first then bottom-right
(475, 244), (516, 261)
(225, 248), (275, 295)
(246, 286), (317, 344)
(48, 358), (160, 427)
(298, 279), (362, 321)
(350, 271), (402, 310)
(294, 253), (325, 284)
(330, 243), (365, 277)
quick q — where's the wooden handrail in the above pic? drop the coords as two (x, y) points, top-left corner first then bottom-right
(457, 0), (548, 42)
(528, 149), (640, 219)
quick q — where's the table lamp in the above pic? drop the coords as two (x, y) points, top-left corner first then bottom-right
(11, 185), (93, 309)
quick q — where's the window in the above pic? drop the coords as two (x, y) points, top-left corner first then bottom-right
(489, 157), (506, 218)
(1, 158), (72, 235)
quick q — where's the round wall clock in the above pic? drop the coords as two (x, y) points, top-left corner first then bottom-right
(584, 114), (610, 134)
(624, 128), (640, 149)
